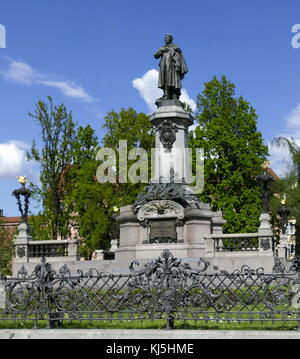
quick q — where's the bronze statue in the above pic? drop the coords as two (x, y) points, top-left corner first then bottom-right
(154, 34), (188, 101)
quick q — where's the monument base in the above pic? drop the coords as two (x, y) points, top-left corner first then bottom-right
(114, 200), (226, 264)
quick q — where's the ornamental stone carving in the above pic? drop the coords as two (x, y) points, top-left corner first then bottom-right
(137, 200), (184, 222)
(157, 119), (178, 151)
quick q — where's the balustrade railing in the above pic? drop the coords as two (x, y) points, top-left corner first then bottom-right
(14, 239), (79, 263)
(28, 242), (69, 258)
(208, 233), (274, 252)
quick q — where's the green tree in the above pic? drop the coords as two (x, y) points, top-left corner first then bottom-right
(101, 107), (155, 206)
(271, 136), (300, 255)
(190, 76), (269, 233)
(66, 108), (155, 258)
(27, 97), (76, 240)
(65, 125), (113, 259)
(0, 220), (14, 276)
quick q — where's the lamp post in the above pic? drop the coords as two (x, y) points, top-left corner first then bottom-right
(277, 197), (291, 259)
(12, 176), (33, 262)
(254, 161), (274, 213)
(255, 161), (275, 252)
(12, 176), (31, 222)
(111, 206), (119, 247)
(277, 197), (291, 235)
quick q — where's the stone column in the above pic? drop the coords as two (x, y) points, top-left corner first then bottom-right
(277, 234), (288, 259)
(211, 212), (227, 235)
(14, 221), (32, 263)
(67, 240), (80, 260)
(150, 102), (194, 183)
(258, 212), (273, 253)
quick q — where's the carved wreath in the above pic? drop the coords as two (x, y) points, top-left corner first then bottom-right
(157, 119), (178, 151)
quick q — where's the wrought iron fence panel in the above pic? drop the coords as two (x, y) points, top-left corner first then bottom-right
(0, 251), (299, 329)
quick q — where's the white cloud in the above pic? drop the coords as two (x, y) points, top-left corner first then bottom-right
(0, 57), (94, 102)
(0, 140), (37, 180)
(1, 60), (37, 85)
(38, 80), (93, 102)
(132, 69), (196, 113)
(179, 88), (197, 112)
(132, 69), (162, 113)
(286, 104), (300, 138)
(268, 142), (291, 178)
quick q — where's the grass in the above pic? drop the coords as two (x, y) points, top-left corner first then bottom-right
(0, 314), (298, 331)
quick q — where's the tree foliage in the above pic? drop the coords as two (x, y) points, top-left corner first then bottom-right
(0, 220), (14, 276)
(27, 97), (76, 240)
(271, 136), (300, 255)
(27, 100), (154, 257)
(101, 107), (155, 206)
(68, 108), (154, 258)
(65, 125), (113, 258)
(190, 76), (269, 233)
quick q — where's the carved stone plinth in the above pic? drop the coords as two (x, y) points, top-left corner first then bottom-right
(258, 212), (273, 254)
(115, 200), (227, 264)
(14, 221), (32, 263)
(150, 104), (193, 184)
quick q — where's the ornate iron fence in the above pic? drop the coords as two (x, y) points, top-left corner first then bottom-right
(0, 250), (300, 330)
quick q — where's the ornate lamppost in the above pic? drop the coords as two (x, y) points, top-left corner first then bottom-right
(277, 196), (291, 235)
(111, 206), (119, 249)
(254, 161), (275, 251)
(276, 196), (291, 259)
(254, 161), (274, 213)
(12, 176), (33, 262)
(12, 176), (31, 222)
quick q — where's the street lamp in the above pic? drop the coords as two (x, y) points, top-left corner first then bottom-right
(254, 161), (274, 213)
(277, 197), (291, 235)
(12, 176), (31, 222)
(111, 206), (119, 244)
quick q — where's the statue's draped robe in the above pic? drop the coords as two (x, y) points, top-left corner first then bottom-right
(154, 44), (188, 95)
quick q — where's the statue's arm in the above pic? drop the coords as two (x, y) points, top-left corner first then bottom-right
(154, 46), (167, 58)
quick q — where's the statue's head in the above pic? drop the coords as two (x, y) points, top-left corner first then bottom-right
(164, 33), (173, 44)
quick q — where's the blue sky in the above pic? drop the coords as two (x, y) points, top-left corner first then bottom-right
(1, 0), (300, 216)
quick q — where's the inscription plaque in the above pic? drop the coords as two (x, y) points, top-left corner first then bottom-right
(149, 220), (177, 243)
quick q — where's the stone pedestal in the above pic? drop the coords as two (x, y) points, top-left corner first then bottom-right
(114, 102), (228, 265)
(115, 200), (227, 264)
(14, 221), (32, 263)
(258, 212), (273, 254)
(150, 103), (193, 183)
(277, 234), (288, 259)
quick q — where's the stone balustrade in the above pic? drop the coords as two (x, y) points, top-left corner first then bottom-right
(205, 233), (274, 253)
(14, 221), (79, 263)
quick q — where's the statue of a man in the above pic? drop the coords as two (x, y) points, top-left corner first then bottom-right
(154, 34), (188, 101)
